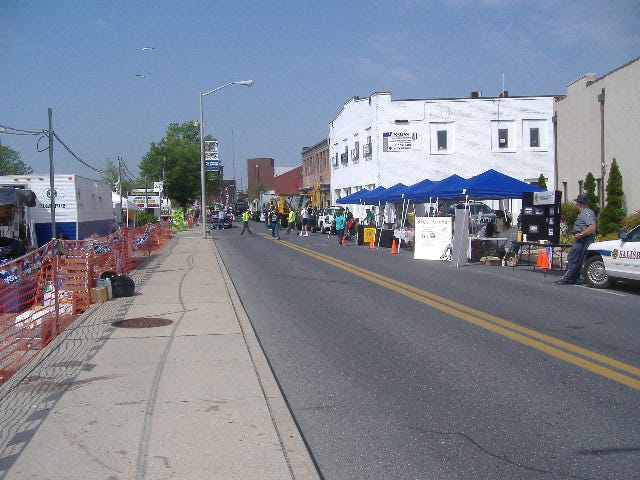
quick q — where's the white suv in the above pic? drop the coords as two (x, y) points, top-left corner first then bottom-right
(318, 206), (340, 234)
(582, 224), (640, 288)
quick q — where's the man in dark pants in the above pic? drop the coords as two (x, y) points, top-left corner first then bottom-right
(555, 195), (597, 284)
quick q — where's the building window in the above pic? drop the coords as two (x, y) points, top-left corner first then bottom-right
(354, 141), (359, 160)
(492, 120), (515, 152)
(578, 180), (583, 195)
(562, 181), (567, 202)
(437, 130), (447, 150)
(530, 128), (539, 147)
(498, 129), (509, 148)
(430, 122), (455, 154)
(522, 120), (548, 151)
(340, 146), (348, 165)
(364, 136), (372, 158)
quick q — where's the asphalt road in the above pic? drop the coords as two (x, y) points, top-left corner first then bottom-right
(212, 222), (640, 480)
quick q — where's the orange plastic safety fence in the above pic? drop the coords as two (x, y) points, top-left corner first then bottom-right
(0, 221), (172, 383)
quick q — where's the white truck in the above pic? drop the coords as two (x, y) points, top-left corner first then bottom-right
(0, 174), (114, 247)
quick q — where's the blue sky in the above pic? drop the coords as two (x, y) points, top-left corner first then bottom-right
(1, 0), (638, 190)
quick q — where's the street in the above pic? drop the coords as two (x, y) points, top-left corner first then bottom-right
(213, 223), (640, 480)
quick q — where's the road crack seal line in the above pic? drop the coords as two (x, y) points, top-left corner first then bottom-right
(274, 240), (640, 391)
(411, 426), (594, 480)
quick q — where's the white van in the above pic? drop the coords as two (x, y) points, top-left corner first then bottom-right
(582, 224), (640, 288)
(318, 206), (340, 234)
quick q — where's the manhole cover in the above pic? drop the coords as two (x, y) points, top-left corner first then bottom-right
(112, 317), (173, 328)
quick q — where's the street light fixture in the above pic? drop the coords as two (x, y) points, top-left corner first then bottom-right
(199, 80), (253, 238)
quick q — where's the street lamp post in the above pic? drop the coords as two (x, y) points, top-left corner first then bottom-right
(199, 80), (253, 238)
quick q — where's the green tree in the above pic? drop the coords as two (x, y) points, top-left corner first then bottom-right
(139, 122), (222, 208)
(253, 183), (266, 200)
(0, 145), (33, 175)
(597, 158), (625, 236)
(536, 174), (547, 190)
(101, 158), (135, 194)
(583, 171), (600, 217)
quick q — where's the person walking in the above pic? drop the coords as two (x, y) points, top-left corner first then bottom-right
(335, 209), (346, 246)
(555, 194), (597, 284)
(365, 208), (375, 226)
(299, 207), (309, 236)
(287, 209), (296, 235)
(268, 208), (281, 240)
(240, 209), (253, 235)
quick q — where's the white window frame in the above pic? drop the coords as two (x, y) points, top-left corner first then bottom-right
(522, 119), (548, 151)
(430, 122), (455, 154)
(491, 120), (516, 152)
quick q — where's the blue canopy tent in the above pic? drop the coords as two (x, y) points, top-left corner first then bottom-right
(406, 174), (466, 202)
(360, 187), (387, 205)
(335, 190), (361, 205)
(395, 178), (434, 202)
(430, 169), (545, 200)
(336, 186), (386, 205)
(460, 169), (545, 199)
(369, 183), (408, 203)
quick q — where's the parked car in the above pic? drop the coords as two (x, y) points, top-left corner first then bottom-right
(318, 206), (341, 234)
(210, 211), (233, 229)
(582, 224), (640, 288)
(436, 200), (497, 226)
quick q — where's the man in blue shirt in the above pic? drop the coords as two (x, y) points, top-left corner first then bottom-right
(556, 195), (597, 284)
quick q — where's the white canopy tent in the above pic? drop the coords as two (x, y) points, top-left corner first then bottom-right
(112, 192), (139, 226)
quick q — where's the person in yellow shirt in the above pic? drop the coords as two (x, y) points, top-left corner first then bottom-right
(286, 209), (297, 235)
(240, 209), (253, 235)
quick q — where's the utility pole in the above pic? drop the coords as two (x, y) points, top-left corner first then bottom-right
(117, 156), (123, 224)
(48, 108), (56, 241)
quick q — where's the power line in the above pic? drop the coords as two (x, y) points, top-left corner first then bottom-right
(2, 121), (140, 180)
(52, 132), (105, 174)
(0, 123), (45, 136)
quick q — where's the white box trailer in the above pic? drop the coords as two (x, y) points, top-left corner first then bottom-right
(0, 174), (114, 247)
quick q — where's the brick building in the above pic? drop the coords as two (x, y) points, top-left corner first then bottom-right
(247, 158), (274, 198)
(273, 166), (303, 195)
(302, 138), (331, 207)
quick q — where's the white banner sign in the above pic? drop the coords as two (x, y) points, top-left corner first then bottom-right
(413, 216), (452, 260)
(128, 194), (161, 209)
(533, 191), (555, 205)
(383, 132), (421, 152)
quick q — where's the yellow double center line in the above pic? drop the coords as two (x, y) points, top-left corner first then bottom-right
(268, 236), (640, 391)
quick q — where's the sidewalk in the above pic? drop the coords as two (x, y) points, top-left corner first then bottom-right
(0, 231), (319, 480)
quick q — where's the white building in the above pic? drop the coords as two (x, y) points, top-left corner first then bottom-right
(555, 56), (640, 213)
(329, 92), (558, 205)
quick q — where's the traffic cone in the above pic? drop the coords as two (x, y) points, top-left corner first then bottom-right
(369, 235), (374, 249)
(390, 239), (398, 254)
(538, 249), (548, 270)
(341, 234), (346, 246)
